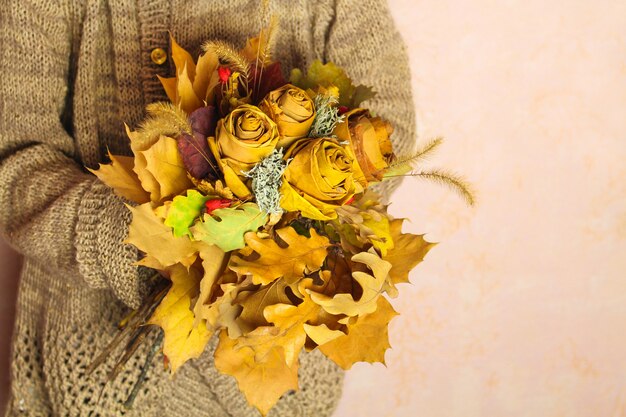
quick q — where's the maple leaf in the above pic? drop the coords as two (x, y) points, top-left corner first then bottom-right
(289, 59), (376, 108)
(164, 190), (209, 238)
(125, 202), (201, 268)
(191, 203), (267, 252)
(383, 219), (436, 296)
(318, 295), (398, 369)
(141, 135), (194, 201)
(302, 323), (345, 347)
(308, 249), (391, 317)
(218, 281), (322, 415)
(214, 330), (298, 417)
(229, 227), (330, 288)
(350, 84), (377, 108)
(135, 254), (164, 270)
(148, 264), (212, 373)
(89, 151), (150, 204)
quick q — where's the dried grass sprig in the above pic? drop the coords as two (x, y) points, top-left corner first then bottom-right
(408, 169), (476, 206)
(256, 15), (278, 68)
(144, 102), (193, 134)
(203, 40), (251, 84)
(130, 102), (193, 148)
(397, 137), (443, 166)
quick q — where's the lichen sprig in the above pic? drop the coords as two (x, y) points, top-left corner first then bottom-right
(243, 148), (288, 214)
(310, 94), (344, 138)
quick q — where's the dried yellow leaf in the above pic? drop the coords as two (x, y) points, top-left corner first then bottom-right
(148, 264), (212, 373)
(125, 202), (200, 268)
(89, 151), (150, 204)
(214, 331), (298, 417)
(229, 227), (330, 288)
(308, 249), (391, 317)
(318, 295), (397, 369)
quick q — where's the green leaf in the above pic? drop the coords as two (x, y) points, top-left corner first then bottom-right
(350, 84), (377, 108)
(191, 203), (267, 252)
(164, 190), (210, 238)
(289, 60), (375, 108)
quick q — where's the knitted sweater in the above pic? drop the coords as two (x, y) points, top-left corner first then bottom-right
(0, 0), (415, 416)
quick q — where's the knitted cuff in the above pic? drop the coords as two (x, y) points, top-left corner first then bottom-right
(75, 180), (149, 309)
(76, 179), (110, 289)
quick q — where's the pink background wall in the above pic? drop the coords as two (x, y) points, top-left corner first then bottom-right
(2, 0), (626, 415)
(334, 0), (626, 416)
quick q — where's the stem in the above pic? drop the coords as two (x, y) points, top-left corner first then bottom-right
(124, 330), (164, 409)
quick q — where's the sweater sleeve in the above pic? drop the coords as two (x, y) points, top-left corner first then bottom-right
(0, 0), (148, 308)
(324, 0), (416, 200)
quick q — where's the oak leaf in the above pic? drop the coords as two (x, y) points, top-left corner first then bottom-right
(192, 246), (244, 338)
(302, 323), (345, 346)
(383, 219), (436, 296)
(214, 331), (298, 417)
(318, 295), (397, 369)
(257, 290), (320, 367)
(192, 244), (228, 320)
(334, 203), (394, 256)
(189, 177), (234, 200)
(126, 202), (200, 268)
(164, 190), (210, 238)
(229, 227), (330, 288)
(89, 151), (150, 204)
(236, 278), (294, 329)
(308, 250), (391, 317)
(191, 203), (267, 252)
(148, 264), (212, 373)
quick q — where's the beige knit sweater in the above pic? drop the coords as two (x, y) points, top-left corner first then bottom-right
(0, 0), (415, 415)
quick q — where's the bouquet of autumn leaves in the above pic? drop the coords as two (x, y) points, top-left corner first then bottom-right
(91, 26), (442, 416)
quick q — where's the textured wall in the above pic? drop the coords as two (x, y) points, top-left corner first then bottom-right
(333, 1), (626, 416)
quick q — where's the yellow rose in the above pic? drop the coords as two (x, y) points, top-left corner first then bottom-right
(259, 84), (316, 148)
(280, 138), (356, 220)
(208, 104), (279, 199)
(334, 108), (394, 188)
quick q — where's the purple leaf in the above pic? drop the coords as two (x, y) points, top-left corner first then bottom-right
(250, 62), (287, 104)
(189, 106), (217, 137)
(177, 131), (220, 180)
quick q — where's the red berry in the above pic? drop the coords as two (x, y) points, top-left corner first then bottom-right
(205, 198), (232, 214)
(338, 106), (349, 115)
(218, 66), (232, 83)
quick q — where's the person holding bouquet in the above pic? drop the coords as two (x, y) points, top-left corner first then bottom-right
(0, 0), (416, 415)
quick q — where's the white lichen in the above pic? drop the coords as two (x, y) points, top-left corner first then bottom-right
(310, 94), (344, 138)
(244, 148), (288, 214)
